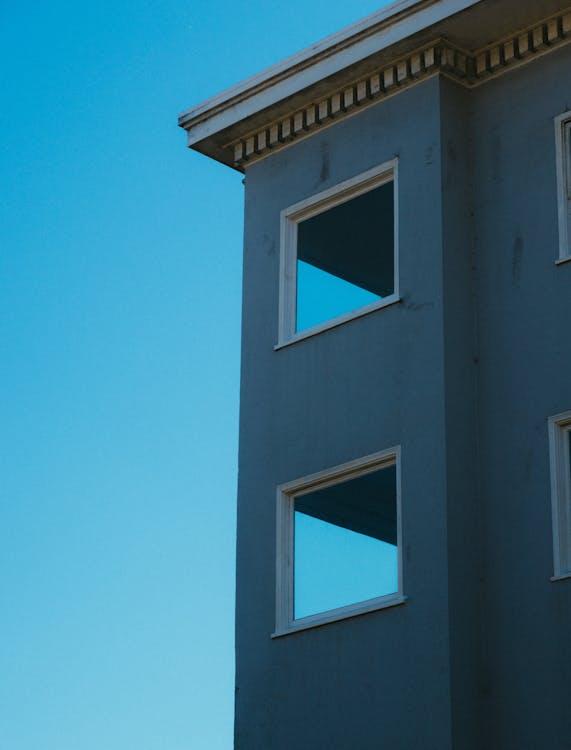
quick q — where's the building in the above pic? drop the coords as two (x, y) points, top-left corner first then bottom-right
(178, 1), (571, 747)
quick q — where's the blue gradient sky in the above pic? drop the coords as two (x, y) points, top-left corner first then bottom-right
(1, 2), (390, 748)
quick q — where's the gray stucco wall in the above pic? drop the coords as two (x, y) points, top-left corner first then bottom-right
(236, 76), (455, 750)
(439, 77), (482, 750)
(470, 45), (571, 750)
(235, 47), (571, 750)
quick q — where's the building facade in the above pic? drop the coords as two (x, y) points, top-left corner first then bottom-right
(179, 1), (571, 747)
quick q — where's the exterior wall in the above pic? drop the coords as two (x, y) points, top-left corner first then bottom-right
(236, 76), (455, 750)
(235, 46), (571, 750)
(439, 77), (482, 750)
(471, 45), (571, 750)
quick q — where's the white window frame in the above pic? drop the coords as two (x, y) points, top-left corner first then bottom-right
(548, 411), (571, 581)
(273, 447), (404, 637)
(554, 112), (571, 264)
(277, 159), (399, 348)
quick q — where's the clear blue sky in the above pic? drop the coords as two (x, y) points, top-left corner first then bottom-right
(0, 2), (390, 748)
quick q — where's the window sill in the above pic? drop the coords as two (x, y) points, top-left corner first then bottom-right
(550, 572), (571, 582)
(274, 295), (400, 350)
(271, 593), (407, 638)
(555, 256), (571, 266)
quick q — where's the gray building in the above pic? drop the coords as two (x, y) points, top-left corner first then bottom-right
(179, 1), (571, 747)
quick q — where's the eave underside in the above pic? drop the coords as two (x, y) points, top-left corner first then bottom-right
(179, 0), (571, 171)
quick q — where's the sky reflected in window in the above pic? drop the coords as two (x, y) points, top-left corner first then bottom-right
(296, 260), (380, 331)
(294, 512), (398, 619)
(294, 179), (394, 333)
(293, 464), (398, 620)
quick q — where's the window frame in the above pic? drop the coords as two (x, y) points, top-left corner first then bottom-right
(554, 111), (571, 265)
(277, 159), (399, 348)
(273, 447), (404, 637)
(548, 410), (571, 581)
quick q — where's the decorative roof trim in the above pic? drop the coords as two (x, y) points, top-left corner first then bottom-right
(229, 9), (571, 169)
(178, 0), (481, 139)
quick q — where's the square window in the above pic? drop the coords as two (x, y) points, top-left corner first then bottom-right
(274, 448), (404, 636)
(278, 160), (399, 345)
(554, 113), (571, 263)
(549, 411), (571, 579)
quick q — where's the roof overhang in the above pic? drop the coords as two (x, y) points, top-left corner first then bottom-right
(178, 0), (571, 171)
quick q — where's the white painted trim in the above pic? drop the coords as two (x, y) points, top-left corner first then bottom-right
(550, 572), (571, 582)
(554, 112), (571, 262)
(274, 446), (403, 636)
(271, 594), (407, 637)
(230, 43), (451, 168)
(393, 157), (401, 303)
(282, 160), (397, 220)
(274, 296), (400, 350)
(238, 70), (441, 172)
(178, 0), (482, 139)
(548, 410), (571, 579)
(277, 159), (399, 347)
(231, 20), (571, 169)
(181, 8), (571, 169)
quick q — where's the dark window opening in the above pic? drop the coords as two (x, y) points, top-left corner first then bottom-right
(296, 181), (395, 332)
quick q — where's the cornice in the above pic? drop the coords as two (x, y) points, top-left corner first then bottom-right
(228, 8), (571, 169)
(178, 0), (480, 137)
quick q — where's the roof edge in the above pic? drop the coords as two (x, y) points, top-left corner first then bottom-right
(177, 0), (482, 138)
